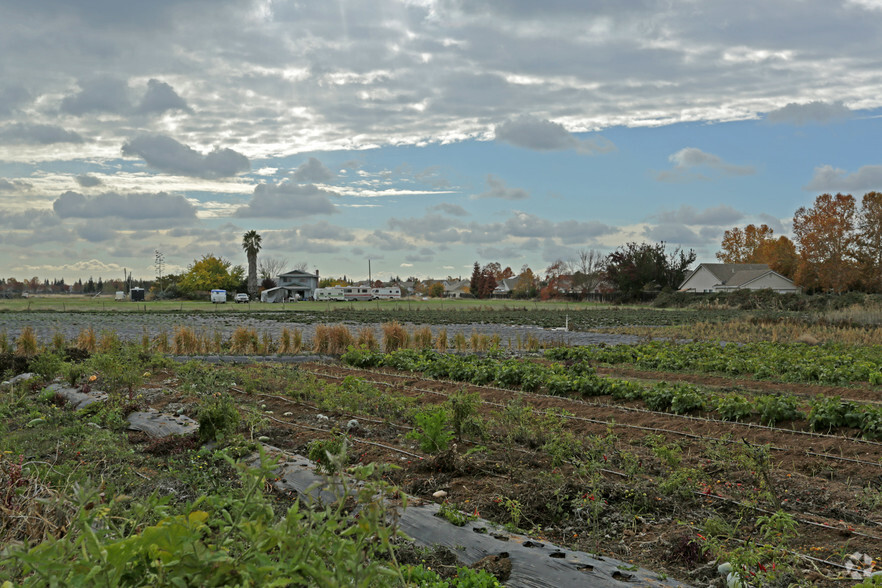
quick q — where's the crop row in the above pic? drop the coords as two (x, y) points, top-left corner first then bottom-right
(340, 347), (882, 439)
(546, 341), (882, 385)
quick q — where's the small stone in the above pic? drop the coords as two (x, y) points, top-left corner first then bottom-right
(283, 411), (293, 417)
(432, 490), (447, 498)
(258, 436), (271, 442)
(346, 419), (359, 430)
(316, 414), (329, 422)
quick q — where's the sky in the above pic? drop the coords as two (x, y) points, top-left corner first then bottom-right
(2, 0), (882, 284)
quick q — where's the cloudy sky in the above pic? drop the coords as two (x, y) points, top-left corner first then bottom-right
(3, 0), (882, 283)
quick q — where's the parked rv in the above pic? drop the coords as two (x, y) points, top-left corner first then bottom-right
(210, 289), (227, 303)
(314, 286), (373, 301)
(371, 287), (401, 300)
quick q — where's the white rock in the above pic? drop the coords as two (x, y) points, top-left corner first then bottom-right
(432, 490), (448, 498)
(346, 419), (359, 430)
(283, 411), (293, 417)
(316, 414), (329, 421)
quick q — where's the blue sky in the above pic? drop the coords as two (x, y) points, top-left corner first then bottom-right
(2, 1), (882, 283)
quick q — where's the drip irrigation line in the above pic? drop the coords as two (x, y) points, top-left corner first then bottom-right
(318, 362), (882, 448)
(261, 413), (424, 460)
(304, 366), (882, 471)
(246, 391), (414, 431)
(695, 491), (882, 542)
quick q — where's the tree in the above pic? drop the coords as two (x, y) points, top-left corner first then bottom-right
(469, 262), (482, 297)
(717, 224), (776, 264)
(605, 242), (696, 299)
(428, 282), (445, 298)
(258, 256), (289, 280)
(242, 230), (262, 300)
(570, 248), (606, 297)
(754, 236), (798, 279)
(479, 265), (498, 298)
(856, 192), (882, 292)
(792, 193), (858, 292)
(179, 254), (245, 295)
(716, 224), (797, 278)
(539, 259), (568, 300)
(512, 267), (538, 299)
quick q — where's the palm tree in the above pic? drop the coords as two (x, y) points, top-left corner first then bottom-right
(242, 230), (262, 300)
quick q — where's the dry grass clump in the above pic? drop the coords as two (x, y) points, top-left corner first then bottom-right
(411, 326), (433, 349)
(261, 331), (275, 354)
(435, 328), (448, 353)
(75, 327), (96, 353)
(382, 321), (409, 352)
(277, 327), (304, 354)
(173, 326), (202, 355)
(15, 327), (39, 357)
(0, 330), (9, 354)
(314, 324), (354, 355)
(356, 327), (379, 351)
(524, 333), (540, 352)
(453, 332), (467, 352)
(0, 455), (75, 544)
(230, 326), (260, 354)
(153, 329), (170, 354)
(50, 331), (66, 353)
(97, 330), (119, 353)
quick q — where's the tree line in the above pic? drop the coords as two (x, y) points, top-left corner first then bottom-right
(718, 192), (882, 293)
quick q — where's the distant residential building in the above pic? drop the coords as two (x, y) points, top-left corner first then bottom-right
(444, 279), (472, 298)
(260, 269), (320, 302)
(679, 263), (799, 294)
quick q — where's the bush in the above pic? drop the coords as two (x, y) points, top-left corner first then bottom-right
(716, 395), (754, 422)
(408, 406), (453, 453)
(756, 394), (802, 426)
(197, 393), (240, 442)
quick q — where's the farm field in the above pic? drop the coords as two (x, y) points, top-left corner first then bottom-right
(3, 315), (882, 586)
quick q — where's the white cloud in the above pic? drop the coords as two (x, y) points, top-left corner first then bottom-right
(234, 182), (338, 218)
(293, 157), (335, 183)
(122, 134), (250, 178)
(766, 100), (852, 125)
(52, 190), (198, 223)
(804, 164), (882, 193)
(0, 123), (84, 145)
(657, 147), (755, 182)
(471, 175), (529, 200)
(494, 116), (615, 154)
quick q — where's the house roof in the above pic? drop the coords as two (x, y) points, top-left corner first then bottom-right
(680, 263), (797, 290)
(695, 263), (770, 284)
(278, 269), (317, 278)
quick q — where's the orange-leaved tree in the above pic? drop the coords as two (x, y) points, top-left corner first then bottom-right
(857, 192), (882, 292)
(792, 193), (858, 292)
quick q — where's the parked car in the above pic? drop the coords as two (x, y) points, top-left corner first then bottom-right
(234, 293), (249, 303)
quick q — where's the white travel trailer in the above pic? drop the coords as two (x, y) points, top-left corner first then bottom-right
(371, 287), (401, 300)
(314, 286), (373, 301)
(314, 287), (343, 301)
(210, 289), (227, 303)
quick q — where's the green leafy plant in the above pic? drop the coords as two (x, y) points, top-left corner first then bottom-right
(197, 393), (240, 443)
(408, 406), (454, 453)
(436, 500), (477, 526)
(307, 436), (347, 474)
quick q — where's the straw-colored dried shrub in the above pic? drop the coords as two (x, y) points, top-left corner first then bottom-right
(75, 327), (96, 353)
(357, 327), (379, 351)
(230, 326), (259, 354)
(15, 327), (39, 357)
(435, 328), (448, 353)
(382, 321), (408, 352)
(412, 326), (433, 350)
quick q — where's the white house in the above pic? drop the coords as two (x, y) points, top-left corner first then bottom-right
(679, 263), (799, 294)
(260, 269), (320, 302)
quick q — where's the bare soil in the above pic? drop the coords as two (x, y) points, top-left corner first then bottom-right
(137, 360), (882, 586)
